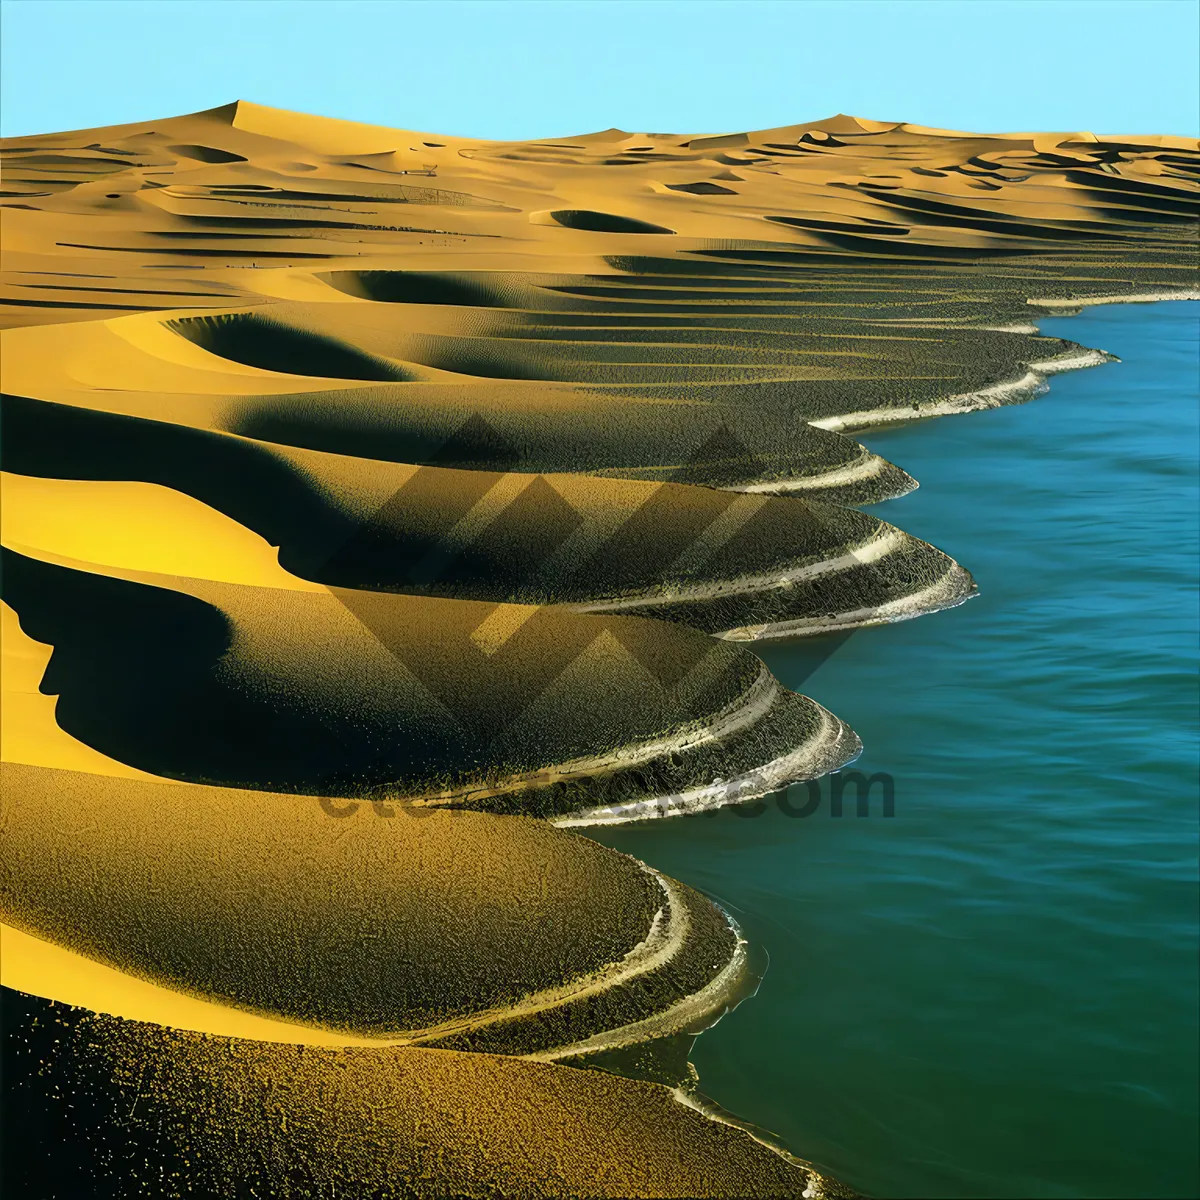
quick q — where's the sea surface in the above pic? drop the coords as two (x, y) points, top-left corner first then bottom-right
(591, 301), (1199, 1199)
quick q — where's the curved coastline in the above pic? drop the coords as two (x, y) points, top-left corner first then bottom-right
(623, 296), (1200, 1199)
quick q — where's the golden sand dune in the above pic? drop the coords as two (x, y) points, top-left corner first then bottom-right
(3, 989), (852, 1199)
(1, 762), (746, 1058)
(3, 547), (855, 813)
(2, 303), (915, 503)
(2, 101), (1196, 1196)
(0, 397), (970, 637)
(4, 102), (1196, 278)
(2, 586), (754, 1065)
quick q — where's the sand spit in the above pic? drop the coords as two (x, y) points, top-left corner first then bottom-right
(553, 703), (861, 827)
(810, 347), (1116, 432)
(0, 762), (756, 1060)
(719, 561), (978, 641)
(569, 524), (978, 640)
(2, 101), (1196, 1196)
(1, 987), (829, 1199)
(1027, 289), (1200, 308)
(526, 904), (752, 1061)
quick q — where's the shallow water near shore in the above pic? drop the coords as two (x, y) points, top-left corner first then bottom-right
(590, 301), (1200, 1199)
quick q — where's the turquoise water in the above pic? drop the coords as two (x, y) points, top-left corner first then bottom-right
(591, 302), (1200, 1199)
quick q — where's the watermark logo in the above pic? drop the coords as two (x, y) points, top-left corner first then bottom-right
(311, 413), (869, 810)
(319, 769), (897, 820)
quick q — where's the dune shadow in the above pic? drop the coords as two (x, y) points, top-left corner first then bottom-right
(548, 209), (674, 234)
(2, 547), (240, 779)
(168, 313), (417, 380)
(0, 548), (463, 791)
(1, 393), (358, 578)
(166, 143), (247, 164)
(322, 269), (507, 306)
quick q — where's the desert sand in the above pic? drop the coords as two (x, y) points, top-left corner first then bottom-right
(1, 102), (1196, 1197)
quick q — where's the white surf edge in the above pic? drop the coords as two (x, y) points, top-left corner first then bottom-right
(807, 290), (1200, 435)
(526, 894), (752, 1064)
(719, 561), (977, 641)
(1026, 290), (1200, 308)
(570, 526), (907, 615)
(551, 704), (861, 829)
(730, 449), (887, 493)
(808, 348), (1114, 433)
(672, 1084), (844, 1197)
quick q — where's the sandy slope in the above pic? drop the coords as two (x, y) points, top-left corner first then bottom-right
(4, 988), (854, 1200)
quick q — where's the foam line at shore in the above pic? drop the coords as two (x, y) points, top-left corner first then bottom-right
(527, 901), (751, 1062)
(720, 562), (977, 641)
(809, 349), (1115, 433)
(1026, 290), (1200, 308)
(571, 528), (907, 615)
(552, 705), (861, 827)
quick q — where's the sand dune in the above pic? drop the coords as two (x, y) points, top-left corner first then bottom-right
(1, 492), (857, 810)
(2, 101), (1195, 1196)
(2, 988), (853, 1199)
(1, 761), (750, 1059)
(2, 305), (915, 502)
(0, 400), (970, 636)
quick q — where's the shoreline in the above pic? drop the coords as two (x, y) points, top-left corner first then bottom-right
(3, 98), (1196, 1197)
(810, 290), (1198, 435)
(1, 857), (753, 1061)
(809, 348), (1116, 434)
(554, 703), (860, 827)
(647, 295), (1200, 1198)
(564, 295), (1199, 826)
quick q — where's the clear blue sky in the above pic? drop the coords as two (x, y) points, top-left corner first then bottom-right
(2, 0), (1197, 140)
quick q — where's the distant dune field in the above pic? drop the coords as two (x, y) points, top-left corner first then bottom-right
(1, 101), (1196, 1197)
